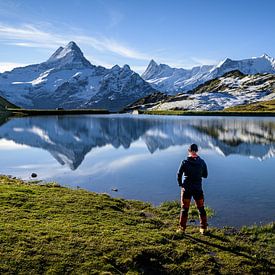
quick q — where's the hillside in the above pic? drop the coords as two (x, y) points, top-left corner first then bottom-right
(224, 99), (275, 112)
(132, 71), (275, 111)
(0, 175), (274, 274)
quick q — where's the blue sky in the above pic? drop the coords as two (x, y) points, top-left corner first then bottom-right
(0, 0), (274, 73)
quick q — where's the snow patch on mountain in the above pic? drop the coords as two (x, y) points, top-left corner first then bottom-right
(147, 72), (275, 111)
(142, 59), (214, 94)
(142, 55), (275, 94)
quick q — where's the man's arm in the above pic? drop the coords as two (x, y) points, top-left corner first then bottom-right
(177, 161), (185, 186)
(202, 160), (208, 178)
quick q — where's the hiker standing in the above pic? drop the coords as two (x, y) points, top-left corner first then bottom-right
(177, 144), (208, 234)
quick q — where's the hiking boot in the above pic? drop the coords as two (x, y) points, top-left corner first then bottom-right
(176, 226), (185, 234)
(200, 227), (207, 235)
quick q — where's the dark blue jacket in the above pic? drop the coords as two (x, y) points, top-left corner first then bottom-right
(177, 156), (208, 191)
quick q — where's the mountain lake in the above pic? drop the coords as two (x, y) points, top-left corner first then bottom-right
(0, 114), (274, 227)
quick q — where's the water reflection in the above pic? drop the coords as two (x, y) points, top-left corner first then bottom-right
(1, 114), (275, 227)
(0, 115), (274, 170)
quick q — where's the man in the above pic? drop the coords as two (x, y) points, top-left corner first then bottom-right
(177, 144), (208, 234)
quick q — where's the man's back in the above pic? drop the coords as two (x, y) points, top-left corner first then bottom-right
(177, 155), (208, 191)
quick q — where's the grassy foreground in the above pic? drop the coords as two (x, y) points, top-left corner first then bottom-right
(0, 176), (274, 274)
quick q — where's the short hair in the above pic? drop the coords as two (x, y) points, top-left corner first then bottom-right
(189, 144), (198, 152)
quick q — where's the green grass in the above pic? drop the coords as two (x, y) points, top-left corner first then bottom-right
(224, 99), (275, 112)
(139, 109), (275, 116)
(0, 175), (274, 274)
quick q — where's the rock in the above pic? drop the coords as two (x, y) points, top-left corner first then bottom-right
(31, 173), (37, 178)
(111, 188), (118, 192)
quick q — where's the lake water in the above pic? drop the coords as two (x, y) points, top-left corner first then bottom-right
(0, 114), (274, 227)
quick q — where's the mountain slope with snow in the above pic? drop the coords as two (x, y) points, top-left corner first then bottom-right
(0, 42), (156, 111)
(142, 55), (275, 94)
(132, 70), (275, 111)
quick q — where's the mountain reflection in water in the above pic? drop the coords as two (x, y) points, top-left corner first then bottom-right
(0, 114), (274, 170)
(0, 114), (275, 227)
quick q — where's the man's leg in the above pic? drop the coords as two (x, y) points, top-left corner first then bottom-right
(194, 191), (208, 232)
(179, 188), (191, 230)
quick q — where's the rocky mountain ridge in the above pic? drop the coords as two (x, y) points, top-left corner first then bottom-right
(0, 41), (274, 111)
(142, 54), (275, 94)
(0, 42), (156, 111)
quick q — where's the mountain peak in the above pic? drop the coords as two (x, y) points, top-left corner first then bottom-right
(123, 64), (131, 71)
(46, 41), (92, 68)
(149, 59), (158, 67)
(66, 41), (79, 49)
(261, 53), (271, 59)
(260, 53), (275, 64)
(111, 64), (121, 71)
(141, 59), (160, 79)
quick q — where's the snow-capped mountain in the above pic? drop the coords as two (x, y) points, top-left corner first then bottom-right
(142, 54), (275, 94)
(0, 41), (156, 111)
(135, 70), (275, 111)
(142, 60), (214, 93)
(0, 115), (274, 170)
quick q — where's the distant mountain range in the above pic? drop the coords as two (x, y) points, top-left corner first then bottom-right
(0, 41), (274, 111)
(142, 54), (275, 94)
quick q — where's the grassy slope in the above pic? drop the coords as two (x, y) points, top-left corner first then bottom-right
(224, 99), (275, 112)
(0, 176), (274, 274)
(139, 109), (275, 116)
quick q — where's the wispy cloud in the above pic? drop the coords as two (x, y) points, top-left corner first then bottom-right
(0, 138), (29, 150)
(0, 22), (219, 70)
(0, 23), (151, 61)
(0, 62), (28, 72)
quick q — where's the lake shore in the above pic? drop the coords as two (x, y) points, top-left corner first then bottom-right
(1, 108), (275, 118)
(138, 110), (275, 117)
(2, 108), (109, 117)
(0, 175), (274, 274)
